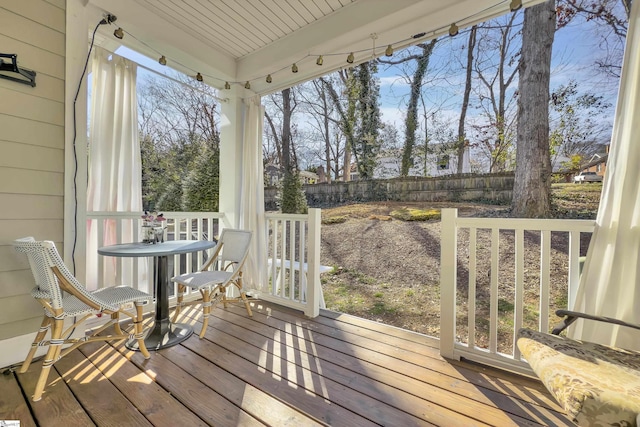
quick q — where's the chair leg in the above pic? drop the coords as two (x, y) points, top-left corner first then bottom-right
(32, 317), (64, 401)
(172, 284), (186, 322)
(111, 312), (123, 335)
(20, 316), (52, 374)
(134, 303), (150, 359)
(236, 275), (253, 317)
(199, 288), (212, 338)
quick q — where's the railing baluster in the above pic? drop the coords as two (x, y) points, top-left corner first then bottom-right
(568, 230), (581, 310)
(539, 230), (551, 333)
(468, 227), (477, 349)
(489, 228), (499, 355)
(513, 228), (525, 361)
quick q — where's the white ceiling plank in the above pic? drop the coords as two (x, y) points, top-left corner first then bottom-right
(314, 0), (333, 15)
(304, 0), (327, 19)
(285, 0), (316, 24)
(141, 0), (251, 57)
(237, 1), (288, 39)
(217, 0), (277, 44)
(325, 0), (346, 12)
(268, 0), (305, 30)
(182, 0), (263, 53)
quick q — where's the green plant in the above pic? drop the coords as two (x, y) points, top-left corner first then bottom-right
(390, 207), (441, 221)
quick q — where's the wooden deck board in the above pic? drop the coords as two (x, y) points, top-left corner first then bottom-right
(0, 300), (572, 426)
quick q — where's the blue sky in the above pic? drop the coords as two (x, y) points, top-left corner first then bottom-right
(116, 7), (621, 169)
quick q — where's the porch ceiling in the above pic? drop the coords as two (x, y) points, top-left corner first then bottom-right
(87, 0), (547, 95)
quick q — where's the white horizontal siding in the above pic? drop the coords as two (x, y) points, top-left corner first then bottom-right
(0, 0), (65, 344)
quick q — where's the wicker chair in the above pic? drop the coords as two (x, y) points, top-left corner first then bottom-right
(13, 237), (152, 401)
(517, 310), (640, 426)
(171, 229), (253, 338)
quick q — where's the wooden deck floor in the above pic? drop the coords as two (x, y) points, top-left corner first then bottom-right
(0, 300), (571, 426)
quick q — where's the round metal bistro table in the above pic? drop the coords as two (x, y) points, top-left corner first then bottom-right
(98, 240), (215, 351)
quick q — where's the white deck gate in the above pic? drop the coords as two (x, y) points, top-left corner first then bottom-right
(440, 208), (595, 374)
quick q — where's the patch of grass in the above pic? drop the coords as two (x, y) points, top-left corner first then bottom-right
(498, 298), (514, 313)
(405, 289), (415, 297)
(322, 215), (348, 224)
(390, 207), (441, 221)
(374, 292), (384, 298)
(370, 301), (397, 316)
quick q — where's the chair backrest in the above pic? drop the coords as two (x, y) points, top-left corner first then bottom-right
(217, 229), (252, 271)
(13, 237), (51, 299)
(13, 238), (118, 312)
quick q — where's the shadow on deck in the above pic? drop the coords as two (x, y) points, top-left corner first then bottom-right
(0, 300), (571, 426)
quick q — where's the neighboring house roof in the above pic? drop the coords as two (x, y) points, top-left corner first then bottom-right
(585, 153), (608, 169)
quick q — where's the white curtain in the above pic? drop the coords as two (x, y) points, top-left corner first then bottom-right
(239, 96), (268, 293)
(86, 47), (142, 290)
(569, 0), (640, 350)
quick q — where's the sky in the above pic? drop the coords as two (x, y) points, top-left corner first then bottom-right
(115, 5), (623, 170)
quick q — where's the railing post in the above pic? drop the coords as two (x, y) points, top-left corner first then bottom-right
(440, 208), (458, 359)
(305, 208), (321, 318)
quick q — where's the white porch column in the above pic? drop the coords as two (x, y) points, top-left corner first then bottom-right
(64, 0), (98, 281)
(219, 86), (248, 228)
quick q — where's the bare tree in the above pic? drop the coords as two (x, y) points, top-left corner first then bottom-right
(473, 14), (522, 172)
(558, 0), (630, 78)
(512, 0), (556, 218)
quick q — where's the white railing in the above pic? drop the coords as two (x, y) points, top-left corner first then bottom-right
(87, 211), (227, 301)
(440, 208), (596, 374)
(262, 208), (323, 317)
(86, 209), (324, 318)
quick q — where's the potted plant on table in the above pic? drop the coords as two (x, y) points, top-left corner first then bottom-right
(141, 211), (167, 244)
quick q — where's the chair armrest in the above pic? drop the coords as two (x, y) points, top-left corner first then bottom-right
(552, 309), (640, 335)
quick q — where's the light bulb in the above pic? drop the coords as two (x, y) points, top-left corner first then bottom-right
(245, 81), (251, 89)
(196, 72), (203, 82)
(113, 27), (124, 39)
(224, 81), (231, 90)
(449, 23), (459, 37)
(316, 56), (323, 66)
(266, 74), (272, 83)
(510, 0), (522, 11)
(385, 45), (393, 56)
(347, 52), (354, 64)
(158, 55), (167, 65)
(292, 63), (298, 73)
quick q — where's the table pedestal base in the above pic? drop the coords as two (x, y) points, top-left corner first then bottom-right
(126, 319), (193, 351)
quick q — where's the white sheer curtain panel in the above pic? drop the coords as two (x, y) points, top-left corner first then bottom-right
(239, 96), (267, 293)
(86, 48), (143, 290)
(569, 0), (640, 350)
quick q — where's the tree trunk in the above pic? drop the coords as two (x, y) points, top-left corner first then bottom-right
(512, 0), (555, 218)
(401, 40), (437, 176)
(457, 26), (477, 173)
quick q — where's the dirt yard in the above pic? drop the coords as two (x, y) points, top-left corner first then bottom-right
(318, 183), (602, 352)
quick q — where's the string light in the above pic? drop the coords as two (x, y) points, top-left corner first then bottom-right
(107, 0), (515, 90)
(385, 45), (394, 56)
(510, 0), (523, 11)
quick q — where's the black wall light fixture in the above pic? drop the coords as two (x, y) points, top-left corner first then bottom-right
(0, 53), (36, 87)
